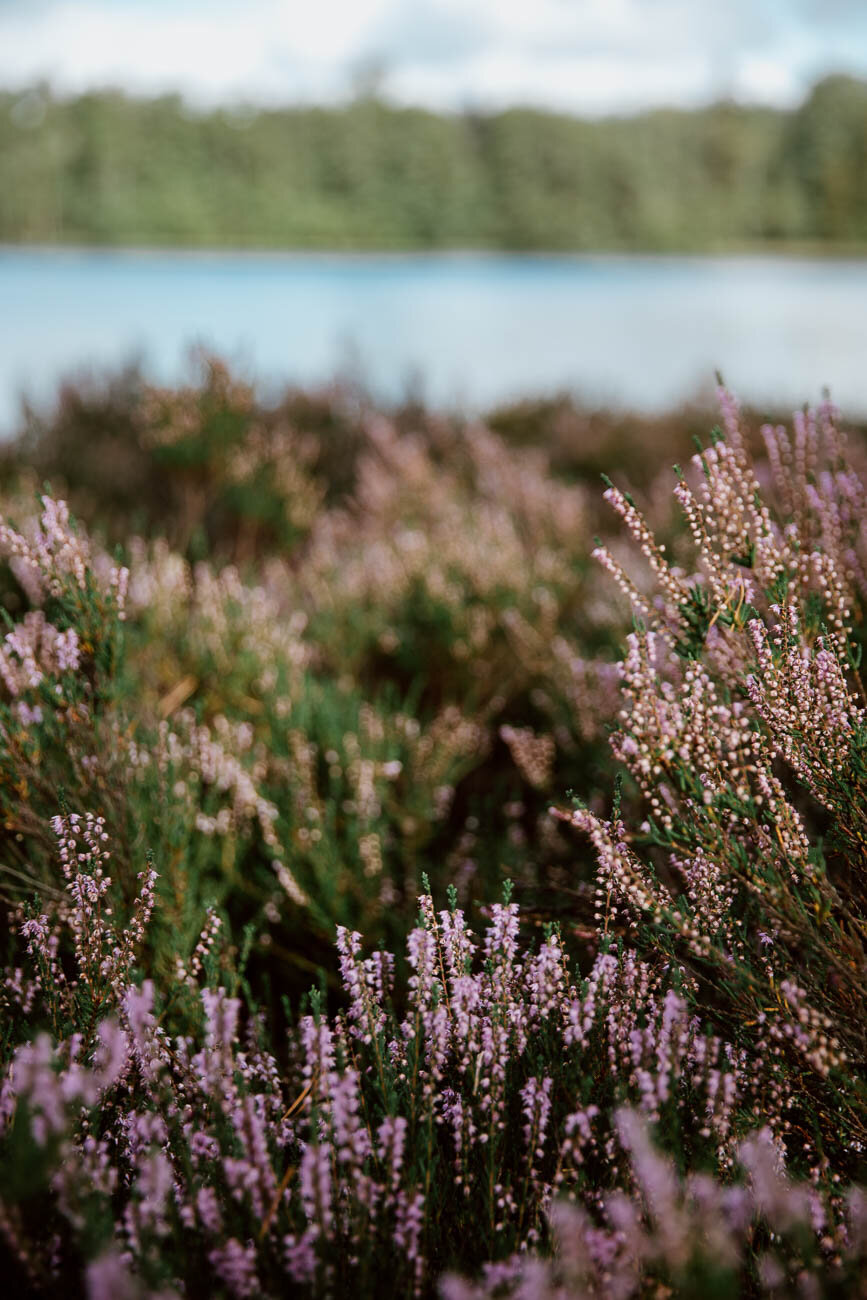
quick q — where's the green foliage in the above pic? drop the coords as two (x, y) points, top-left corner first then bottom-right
(2, 78), (867, 250)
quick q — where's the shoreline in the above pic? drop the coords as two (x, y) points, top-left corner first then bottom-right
(4, 241), (867, 263)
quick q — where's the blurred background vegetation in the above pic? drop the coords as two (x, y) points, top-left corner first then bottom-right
(3, 74), (867, 251)
(0, 356), (718, 998)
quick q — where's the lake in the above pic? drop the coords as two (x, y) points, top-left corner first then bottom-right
(1, 248), (867, 432)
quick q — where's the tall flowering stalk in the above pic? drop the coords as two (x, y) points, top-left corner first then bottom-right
(4, 854), (867, 1296)
(1, 813), (781, 1300)
(569, 389), (867, 1172)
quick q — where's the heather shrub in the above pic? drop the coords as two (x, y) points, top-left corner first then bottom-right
(1, 359), (632, 970)
(569, 390), (867, 1175)
(9, 355), (326, 563)
(2, 377), (867, 1297)
(3, 850), (867, 1297)
(0, 496), (136, 891)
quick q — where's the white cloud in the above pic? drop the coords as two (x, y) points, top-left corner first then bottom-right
(0, 0), (391, 103)
(0, 0), (866, 114)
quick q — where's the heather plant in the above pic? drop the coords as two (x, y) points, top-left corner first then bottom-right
(443, 1112), (867, 1299)
(0, 495), (278, 970)
(3, 851), (866, 1298)
(1, 357), (631, 962)
(568, 388), (867, 1176)
(121, 536), (505, 951)
(11, 354), (327, 564)
(137, 356), (325, 561)
(0, 482), (613, 988)
(3, 378), (867, 1298)
(0, 494), (134, 892)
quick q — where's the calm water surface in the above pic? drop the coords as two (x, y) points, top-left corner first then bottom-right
(1, 248), (866, 431)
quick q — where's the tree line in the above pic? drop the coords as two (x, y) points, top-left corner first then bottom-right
(2, 75), (867, 250)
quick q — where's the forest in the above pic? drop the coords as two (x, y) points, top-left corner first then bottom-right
(2, 74), (867, 250)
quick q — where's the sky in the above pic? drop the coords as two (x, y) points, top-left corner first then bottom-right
(1, 0), (867, 117)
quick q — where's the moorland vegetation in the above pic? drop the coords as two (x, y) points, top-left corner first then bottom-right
(1, 361), (867, 1296)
